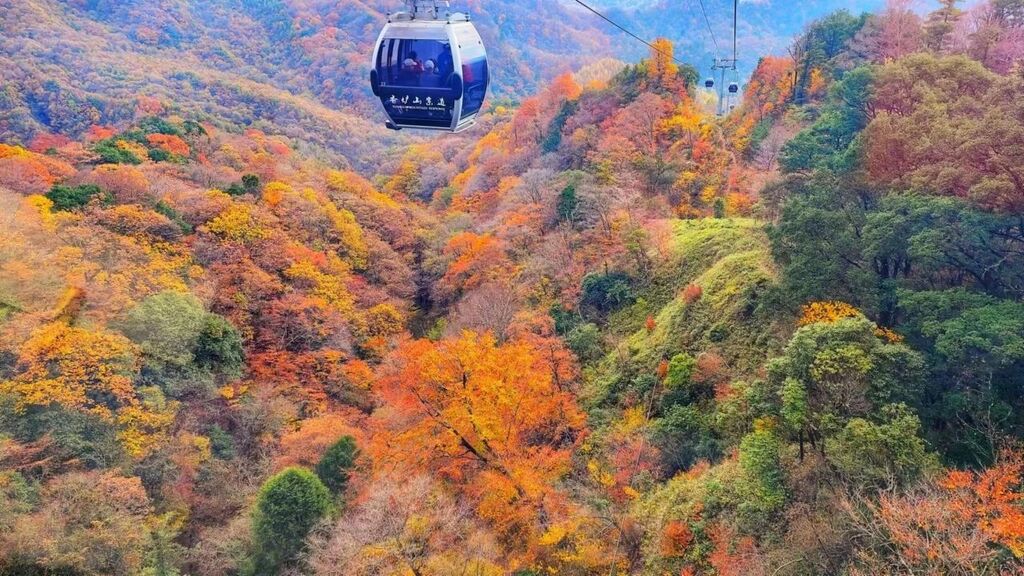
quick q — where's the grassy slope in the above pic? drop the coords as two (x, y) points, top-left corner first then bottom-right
(587, 218), (785, 407)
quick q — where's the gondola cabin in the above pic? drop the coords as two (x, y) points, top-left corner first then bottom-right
(370, 6), (488, 132)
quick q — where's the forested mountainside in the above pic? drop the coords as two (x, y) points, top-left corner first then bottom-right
(2, 0), (1024, 575)
(0, 0), (615, 168)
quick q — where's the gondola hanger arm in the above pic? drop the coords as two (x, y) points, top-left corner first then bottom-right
(402, 0), (452, 19)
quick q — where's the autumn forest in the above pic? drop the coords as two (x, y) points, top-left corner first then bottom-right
(1, 0), (1024, 574)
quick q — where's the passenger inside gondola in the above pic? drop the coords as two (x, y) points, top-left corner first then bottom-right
(401, 51), (423, 77)
(436, 44), (454, 79)
(421, 59), (444, 87)
(389, 42), (454, 87)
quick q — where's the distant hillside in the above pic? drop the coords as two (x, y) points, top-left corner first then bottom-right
(0, 0), (617, 170)
(1, 0), (398, 171)
(0, 0), (890, 169)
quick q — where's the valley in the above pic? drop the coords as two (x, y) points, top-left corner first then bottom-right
(1, 0), (1024, 574)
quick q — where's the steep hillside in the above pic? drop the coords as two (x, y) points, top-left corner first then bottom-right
(2, 1), (1024, 575)
(587, 219), (779, 406)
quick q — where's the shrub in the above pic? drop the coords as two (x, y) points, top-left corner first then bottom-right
(665, 353), (696, 391)
(315, 436), (359, 495)
(94, 139), (142, 164)
(681, 283), (702, 304)
(46, 184), (109, 211)
(566, 323), (604, 363)
(250, 467), (332, 574)
(147, 148), (171, 162)
(580, 271), (634, 317)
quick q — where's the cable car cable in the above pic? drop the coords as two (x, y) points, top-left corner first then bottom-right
(571, 0), (687, 65)
(696, 0), (721, 58)
(732, 0), (738, 66)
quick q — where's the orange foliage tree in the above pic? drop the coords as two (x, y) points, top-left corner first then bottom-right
(375, 331), (585, 550)
(88, 164), (151, 204)
(743, 56), (795, 121)
(0, 146), (60, 195)
(941, 449), (1024, 558)
(437, 232), (514, 302)
(842, 448), (1024, 572)
(146, 133), (191, 157)
(275, 412), (366, 471)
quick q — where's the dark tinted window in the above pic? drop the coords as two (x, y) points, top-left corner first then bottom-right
(460, 43), (488, 117)
(375, 37), (455, 127)
(377, 39), (454, 89)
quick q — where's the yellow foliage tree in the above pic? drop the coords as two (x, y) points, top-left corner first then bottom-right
(649, 38), (680, 89)
(326, 170), (401, 209)
(0, 143), (30, 158)
(284, 257), (354, 315)
(205, 203), (270, 243)
(660, 102), (708, 148)
(323, 201), (367, 270)
(1, 323), (175, 458)
(798, 301), (863, 326)
(799, 301), (903, 342)
(23, 195), (57, 229)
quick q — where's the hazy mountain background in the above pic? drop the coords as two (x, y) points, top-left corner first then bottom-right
(1, 0), (884, 169)
(582, 0), (886, 77)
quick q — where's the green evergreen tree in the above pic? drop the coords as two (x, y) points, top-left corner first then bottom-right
(315, 436), (359, 495)
(737, 422), (786, 528)
(712, 196), (726, 218)
(767, 316), (924, 459)
(250, 467), (332, 575)
(924, 0), (962, 52)
(142, 513), (184, 576)
(194, 314), (245, 380)
(829, 404), (939, 487)
(46, 184), (109, 211)
(241, 174), (261, 192)
(557, 181), (579, 224)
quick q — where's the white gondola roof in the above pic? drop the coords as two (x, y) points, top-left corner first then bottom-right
(382, 11), (472, 38)
(380, 21), (453, 40)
